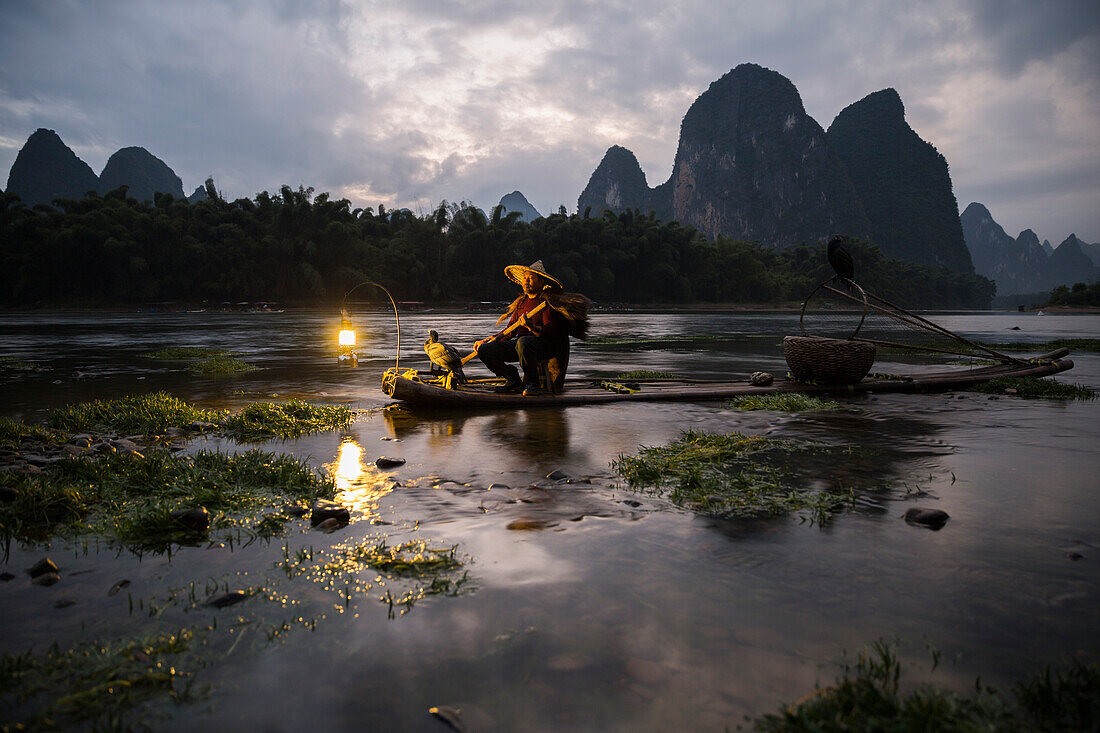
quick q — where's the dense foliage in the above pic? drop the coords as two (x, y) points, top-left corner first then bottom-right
(1048, 281), (1100, 307)
(0, 187), (994, 308)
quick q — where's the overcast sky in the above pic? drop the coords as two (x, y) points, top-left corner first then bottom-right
(2, 0), (1097, 245)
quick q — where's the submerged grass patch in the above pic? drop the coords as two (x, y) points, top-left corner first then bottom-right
(588, 334), (742, 346)
(612, 429), (852, 523)
(616, 370), (680, 379)
(0, 627), (208, 730)
(145, 347), (236, 360)
(46, 392), (227, 435)
(0, 449), (335, 546)
(280, 538), (470, 617)
(750, 641), (1100, 731)
(967, 376), (1096, 400)
(223, 400), (355, 439)
(726, 393), (843, 411)
(188, 355), (259, 375)
(0, 355), (38, 370)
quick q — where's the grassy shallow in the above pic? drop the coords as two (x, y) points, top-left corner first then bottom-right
(616, 370), (680, 379)
(0, 416), (63, 449)
(726, 393), (843, 411)
(750, 642), (1100, 731)
(0, 449), (335, 546)
(144, 347), (237, 360)
(980, 338), (1100, 353)
(223, 400), (356, 439)
(46, 392), (227, 435)
(613, 429), (853, 523)
(967, 376), (1096, 400)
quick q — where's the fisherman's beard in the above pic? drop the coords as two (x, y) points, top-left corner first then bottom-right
(523, 284), (540, 297)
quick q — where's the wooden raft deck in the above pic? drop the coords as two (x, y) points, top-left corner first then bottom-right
(381, 349), (1074, 409)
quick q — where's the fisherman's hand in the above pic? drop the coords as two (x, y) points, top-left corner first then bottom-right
(473, 338), (488, 352)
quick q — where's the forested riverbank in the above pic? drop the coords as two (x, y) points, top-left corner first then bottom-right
(0, 186), (995, 309)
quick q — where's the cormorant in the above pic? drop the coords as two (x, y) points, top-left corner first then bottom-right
(424, 330), (466, 385)
(827, 236), (855, 281)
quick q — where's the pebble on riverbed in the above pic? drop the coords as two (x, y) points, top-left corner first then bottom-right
(376, 456), (406, 468)
(28, 557), (59, 578)
(903, 507), (950, 530)
(205, 590), (247, 608)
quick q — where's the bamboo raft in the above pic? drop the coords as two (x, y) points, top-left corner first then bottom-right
(381, 348), (1074, 409)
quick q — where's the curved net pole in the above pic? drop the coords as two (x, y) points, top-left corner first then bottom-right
(342, 281), (401, 371)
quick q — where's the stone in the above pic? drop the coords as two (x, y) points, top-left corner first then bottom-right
(315, 517), (343, 532)
(54, 597), (77, 609)
(170, 506), (210, 531)
(187, 420), (219, 431)
(111, 439), (142, 454)
(623, 499), (642, 507)
(95, 442), (117, 454)
(29, 557), (59, 578)
(31, 572), (61, 586)
(487, 483), (511, 490)
(165, 427), (183, 437)
(310, 499), (349, 525)
(108, 579), (131, 596)
(1066, 551), (1084, 561)
(1004, 388), (1018, 395)
(205, 591), (247, 608)
(0, 486), (18, 502)
(546, 469), (569, 481)
(71, 434), (93, 448)
(750, 371), (774, 386)
(903, 507), (950, 530)
(375, 456), (406, 468)
(506, 518), (555, 530)
(23, 455), (54, 467)
(61, 444), (87, 457)
(0, 571), (15, 581)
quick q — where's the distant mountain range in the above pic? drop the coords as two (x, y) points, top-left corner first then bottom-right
(5, 129), (190, 206)
(578, 63), (972, 273)
(961, 202), (1098, 296)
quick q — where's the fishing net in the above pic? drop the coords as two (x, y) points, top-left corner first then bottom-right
(799, 276), (1021, 367)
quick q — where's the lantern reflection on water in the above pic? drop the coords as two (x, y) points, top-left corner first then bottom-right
(327, 439), (396, 518)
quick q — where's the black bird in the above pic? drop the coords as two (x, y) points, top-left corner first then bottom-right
(424, 330), (466, 384)
(827, 236), (855, 281)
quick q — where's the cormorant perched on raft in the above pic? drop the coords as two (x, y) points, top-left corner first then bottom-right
(827, 236), (855, 282)
(424, 330), (466, 385)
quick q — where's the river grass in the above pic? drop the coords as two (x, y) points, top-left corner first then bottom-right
(966, 376), (1097, 400)
(980, 338), (1100, 353)
(726, 393), (843, 411)
(751, 641), (1100, 731)
(0, 449), (335, 547)
(223, 399), (356, 439)
(46, 392), (227, 435)
(612, 429), (853, 523)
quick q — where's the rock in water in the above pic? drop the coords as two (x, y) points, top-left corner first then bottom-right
(903, 507), (949, 530)
(750, 371), (774, 386)
(170, 507), (210, 531)
(28, 557), (59, 578)
(310, 499), (350, 525)
(376, 456), (406, 469)
(205, 591), (247, 608)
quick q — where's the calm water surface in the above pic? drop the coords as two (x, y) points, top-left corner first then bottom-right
(1, 310), (1098, 731)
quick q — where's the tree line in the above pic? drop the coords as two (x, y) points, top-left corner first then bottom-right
(0, 184), (996, 308)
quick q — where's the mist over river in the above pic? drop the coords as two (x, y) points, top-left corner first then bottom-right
(1, 310), (1098, 731)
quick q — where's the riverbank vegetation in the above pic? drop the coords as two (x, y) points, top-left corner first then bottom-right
(0, 187), (993, 309)
(726, 393), (843, 411)
(751, 641), (1099, 731)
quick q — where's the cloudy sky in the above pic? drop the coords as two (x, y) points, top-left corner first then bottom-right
(2, 0), (1097, 245)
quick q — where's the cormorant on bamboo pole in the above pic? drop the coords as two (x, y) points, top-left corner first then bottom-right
(827, 236), (855, 281)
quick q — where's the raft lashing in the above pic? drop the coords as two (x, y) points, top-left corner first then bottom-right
(380, 348), (1074, 408)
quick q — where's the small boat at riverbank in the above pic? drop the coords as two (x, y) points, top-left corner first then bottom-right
(381, 348), (1074, 408)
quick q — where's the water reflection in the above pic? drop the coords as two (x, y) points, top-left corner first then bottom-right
(326, 437), (395, 517)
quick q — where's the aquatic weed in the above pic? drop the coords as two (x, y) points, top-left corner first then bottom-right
(967, 376), (1096, 400)
(222, 399), (356, 439)
(725, 393), (843, 411)
(46, 392), (227, 435)
(188, 355), (259, 375)
(616, 370), (680, 379)
(979, 338), (1100, 353)
(612, 430), (852, 523)
(144, 347), (237, 360)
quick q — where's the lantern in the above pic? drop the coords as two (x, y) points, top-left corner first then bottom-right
(337, 282), (401, 369)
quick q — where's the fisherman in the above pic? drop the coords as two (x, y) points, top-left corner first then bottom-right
(473, 260), (590, 395)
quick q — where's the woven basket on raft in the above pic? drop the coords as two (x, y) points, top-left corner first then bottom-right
(783, 336), (876, 384)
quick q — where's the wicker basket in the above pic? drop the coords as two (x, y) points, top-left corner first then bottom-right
(783, 336), (875, 384)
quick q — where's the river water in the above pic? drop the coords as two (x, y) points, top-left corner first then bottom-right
(1, 310), (1098, 731)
